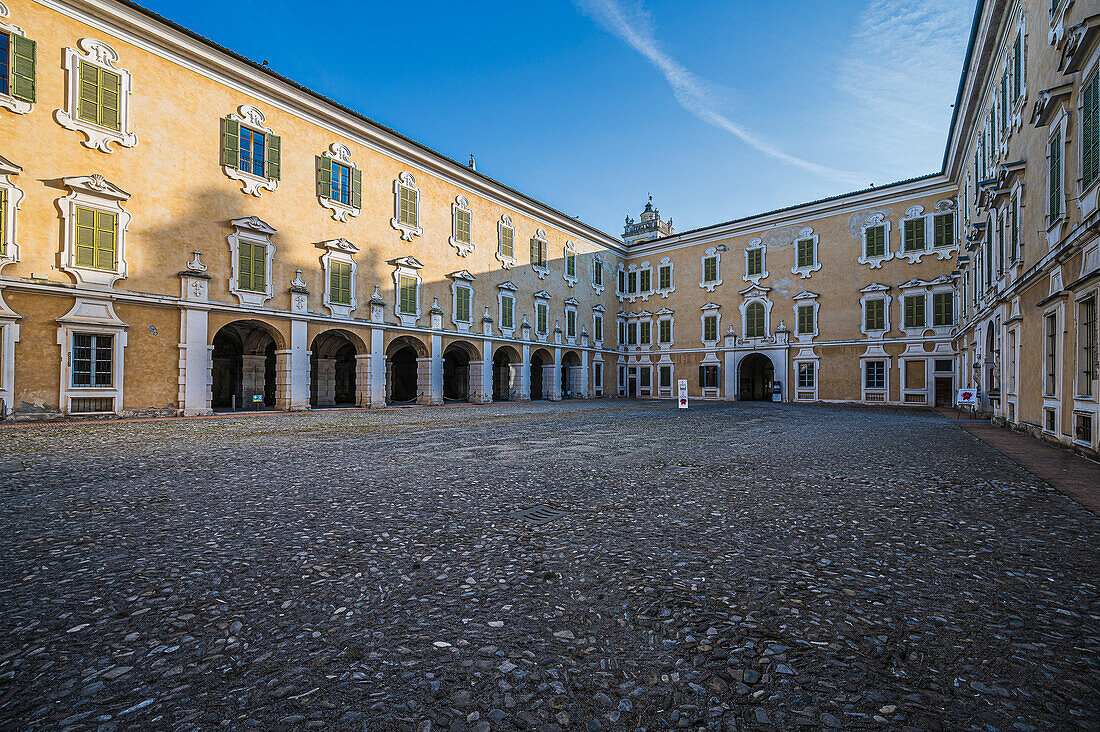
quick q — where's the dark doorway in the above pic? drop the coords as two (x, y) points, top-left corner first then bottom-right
(530, 351), (547, 400)
(935, 376), (953, 407)
(443, 345), (471, 402)
(211, 322), (278, 410)
(561, 351), (581, 398)
(493, 348), (516, 401)
(389, 346), (418, 403)
(310, 331), (360, 407)
(739, 353), (774, 401)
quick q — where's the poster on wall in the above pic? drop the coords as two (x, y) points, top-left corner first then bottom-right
(677, 379), (688, 409)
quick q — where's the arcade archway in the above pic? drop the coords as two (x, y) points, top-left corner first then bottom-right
(211, 320), (283, 410)
(493, 345), (520, 402)
(310, 330), (365, 407)
(387, 336), (428, 405)
(738, 353), (775, 401)
(530, 348), (552, 401)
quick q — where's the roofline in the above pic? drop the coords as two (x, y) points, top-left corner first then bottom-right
(942, 0), (988, 175)
(92, 0), (623, 249)
(629, 172), (949, 252)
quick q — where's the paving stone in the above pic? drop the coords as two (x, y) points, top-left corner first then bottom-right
(0, 400), (1097, 730)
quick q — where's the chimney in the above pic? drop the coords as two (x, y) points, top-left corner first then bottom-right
(467, 154), (476, 171)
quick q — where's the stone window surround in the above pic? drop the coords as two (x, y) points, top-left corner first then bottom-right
(0, 155), (24, 267)
(564, 297), (579, 342)
(448, 269), (476, 331)
(221, 105), (279, 197)
(859, 283), (892, 338)
(0, 5), (32, 115)
(700, 302), (721, 347)
(790, 227), (822, 279)
(858, 213), (894, 269)
(390, 172), (422, 242)
(792, 290), (820, 341)
(738, 285), (772, 341)
(898, 201), (958, 264)
(700, 247), (723, 292)
(495, 214), (517, 269)
(319, 143), (362, 222)
(625, 260), (653, 302)
(497, 281), (518, 336)
(1078, 48), (1100, 219)
(591, 252), (605, 294)
(860, 344), (892, 402)
(317, 237), (359, 318)
(655, 307), (674, 348)
(794, 347), (820, 400)
(56, 298), (128, 416)
(226, 216), (276, 307)
(54, 38), (138, 153)
(743, 238), (769, 285)
(391, 255), (424, 326)
(563, 241), (578, 287)
(59, 174), (132, 288)
(592, 304), (604, 347)
(530, 229), (550, 280)
(533, 290), (550, 339)
(449, 195), (474, 257)
(1046, 110), (1069, 238)
(655, 256), (676, 298)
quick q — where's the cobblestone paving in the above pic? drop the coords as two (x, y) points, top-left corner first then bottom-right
(1, 401), (1098, 732)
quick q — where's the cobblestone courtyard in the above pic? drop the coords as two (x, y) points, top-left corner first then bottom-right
(1, 401), (1097, 731)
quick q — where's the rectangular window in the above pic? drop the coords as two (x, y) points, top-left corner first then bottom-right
(700, 364), (719, 388)
(71, 333), (113, 387)
(796, 238), (815, 268)
(566, 250), (576, 278)
(1046, 312), (1058, 395)
(0, 32), (8, 96)
(626, 322), (637, 345)
(639, 367), (651, 388)
(501, 295), (514, 329)
(593, 259), (603, 287)
(1000, 74), (1008, 133)
(997, 219), (1005, 275)
(593, 313), (602, 342)
(658, 319), (671, 344)
(703, 314), (717, 342)
(74, 206), (117, 271)
(904, 295), (926, 329)
(865, 298), (886, 331)
(1013, 34), (1022, 100)
(1080, 296), (1097, 397)
(456, 286), (472, 323)
(933, 292), (953, 327)
(746, 248), (762, 276)
(618, 320), (625, 344)
(903, 218), (926, 251)
(703, 256), (718, 282)
(796, 304), (814, 335)
(531, 238), (548, 268)
(639, 268), (651, 292)
(239, 126), (266, 176)
(639, 321), (651, 345)
(536, 303), (548, 334)
(1049, 128), (1062, 221)
(1077, 413), (1094, 444)
(78, 60), (120, 131)
(933, 213), (953, 247)
(456, 208), (472, 245)
(659, 365), (671, 388)
(1008, 329), (1017, 392)
(1083, 67), (1099, 191)
(618, 269), (626, 294)
(399, 185), (418, 227)
(627, 271), (637, 294)
(500, 227), (514, 258)
(745, 304), (765, 338)
(1011, 197), (1019, 261)
(658, 265), (671, 290)
(237, 241), (266, 293)
(330, 161), (352, 206)
(865, 361), (886, 390)
(566, 309), (577, 338)
(399, 275), (418, 315)
(329, 261), (352, 305)
(797, 362), (816, 389)
(864, 225), (886, 258)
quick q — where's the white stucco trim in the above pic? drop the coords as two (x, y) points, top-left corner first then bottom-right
(743, 239), (768, 285)
(858, 213), (894, 269)
(317, 237), (358, 317)
(449, 195), (474, 257)
(391, 255), (424, 326)
(700, 247), (723, 292)
(58, 174), (131, 288)
(790, 227), (822, 279)
(54, 38), (138, 153)
(390, 172), (423, 242)
(0, 155), (24, 270)
(318, 143), (362, 222)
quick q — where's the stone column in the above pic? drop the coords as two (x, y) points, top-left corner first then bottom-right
(481, 338), (494, 404)
(287, 319), (311, 411)
(546, 363), (561, 401)
(178, 262), (213, 416)
(242, 354), (267, 409)
(369, 327), (386, 408)
(417, 356), (437, 405)
(467, 360), (487, 404)
(723, 334), (738, 402)
(520, 343), (531, 401)
(314, 358), (336, 407)
(579, 351), (590, 399)
(509, 363), (525, 401)
(355, 354), (370, 408)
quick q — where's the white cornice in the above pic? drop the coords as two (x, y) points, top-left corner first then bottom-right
(42, 0), (624, 252)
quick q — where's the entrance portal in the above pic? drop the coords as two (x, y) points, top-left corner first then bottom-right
(738, 353), (774, 401)
(387, 339), (423, 404)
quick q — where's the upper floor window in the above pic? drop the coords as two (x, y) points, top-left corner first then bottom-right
(390, 172), (422, 241)
(500, 292), (515, 330)
(564, 245), (577, 283)
(704, 257), (718, 281)
(74, 206), (116, 271)
(59, 174), (131, 288)
(593, 257), (603, 289)
(449, 196), (473, 256)
(593, 312), (603, 342)
(865, 298), (886, 331)
(530, 230), (549, 276)
(658, 318), (672, 344)
(933, 213), (954, 248)
(496, 214), (516, 268)
(639, 320), (651, 345)
(220, 106), (279, 195)
(746, 248), (763, 276)
(639, 268), (651, 293)
(932, 292), (954, 327)
(903, 218), (925, 252)
(796, 238), (814, 269)
(745, 301), (765, 338)
(536, 301), (549, 335)
(865, 225), (886, 257)
(617, 268), (626, 294)
(703, 314), (717, 342)
(238, 239), (266, 293)
(1049, 128), (1063, 223)
(0, 15), (36, 113)
(904, 294), (926, 329)
(627, 270), (638, 294)
(226, 216), (276, 306)
(796, 304), (815, 335)
(317, 238), (358, 316)
(391, 255), (424, 325)
(627, 321), (638, 345)
(455, 285), (472, 323)
(566, 308), (577, 339)
(330, 262), (351, 305)
(1083, 66), (1099, 192)
(658, 264), (672, 290)
(57, 39), (137, 152)
(399, 276), (418, 315)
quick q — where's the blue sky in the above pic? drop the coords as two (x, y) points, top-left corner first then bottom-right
(142, 0), (976, 236)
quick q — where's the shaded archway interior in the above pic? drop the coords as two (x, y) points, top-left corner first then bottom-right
(530, 349), (551, 401)
(310, 330), (361, 407)
(387, 336), (427, 404)
(739, 353), (775, 402)
(493, 345), (520, 402)
(211, 320), (280, 410)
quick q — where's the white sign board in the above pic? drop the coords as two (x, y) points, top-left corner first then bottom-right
(956, 388), (978, 406)
(677, 379), (689, 409)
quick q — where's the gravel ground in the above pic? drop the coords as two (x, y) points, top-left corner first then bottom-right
(0, 400), (1097, 732)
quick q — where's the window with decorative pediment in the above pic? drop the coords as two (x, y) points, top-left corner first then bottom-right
(450, 196), (474, 257)
(392, 256), (424, 325)
(316, 144), (362, 221)
(497, 214), (517, 269)
(790, 228), (821, 278)
(317, 238), (359, 317)
(391, 173), (422, 241)
(449, 270), (475, 331)
(220, 105), (280, 196)
(859, 213), (893, 268)
(530, 230), (549, 278)
(55, 39), (137, 152)
(700, 248), (722, 291)
(534, 292), (550, 337)
(0, 154), (23, 265)
(58, 175), (131, 288)
(0, 4), (35, 115)
(226, 217), (277, 307)
(592, 254), (604, 294)
(497, 281), (517, 334)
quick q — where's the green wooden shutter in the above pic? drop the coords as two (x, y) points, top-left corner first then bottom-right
(266, 134), (281, 180)
(315, 155), (331, 199)
(1082, 70), (1099, 190)
(530, 237), (538, 265)
(100, 68), (121, 131)
(95, 211), (117, 270)
(221, 117), (239, 168)
(1050, 130), (1061, 219)
(238, 242), (252, 291)
(11, 34), (36, 103)
(698, 365), (705, 386)
(351, 168), (362, 208)
(78, 61), (99, 124)
(75, 207), (96, 267)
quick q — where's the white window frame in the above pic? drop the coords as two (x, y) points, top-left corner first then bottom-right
(743, 238), (768, 285)
(655, 256), (676, 298)
(900, 290), (930, 335)
(59, 174), (131, 288)
(898, 206), (932, 263)
(449, 269), (476, 331)
(636, 311), (653, 347)
(496, 214), (517, 269)
(1074, 291), (1098, 400)
(449, 195), (474, 257)
(858, 214), (893, 268)
(0, 8), (32, 115)
(700, 247), (722, 292)
(534, 291), (550, 339)
(530, 229), (550, 280)
(497, 281), (518, 336)
(700, 303), (721, 347)
(592, 304), (604, 346)
(55, 38), (138, 153)
(792, 291), (819, 341)
(318, 143), (362, 222)
(592, 253), (604, 294)
(564, 297), (579, 343)
(0, 155), (24, 267)
(657, 361), (674, 397)
(563, 241), (578, 286)
(1047, 110), (1069, 235)
(220, 105), (278, 197)
(1078, 49), (1100, 219)
(656, 308), (674, 348)
(317, 237), (359, 318)
(790, 228), (821, 278)
(636, 261), (653, 300)
(56, 298), (128, 416)
(859, 283), (892, 338)
(861, 349), (891, 403)
(930, 284), (956, 334)
(795, 359), (818, 400)
(226, 216), (276, 307)
(392, 255), (424, 326)
(390, 172), (422, 242)
(617, 263), (626, 299)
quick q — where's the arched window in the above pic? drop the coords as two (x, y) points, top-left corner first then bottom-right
(745, 301), (765, 338)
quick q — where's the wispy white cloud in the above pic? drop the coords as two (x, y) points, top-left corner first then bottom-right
(574, 0), (865, 186)
(834, 0), (973, 176)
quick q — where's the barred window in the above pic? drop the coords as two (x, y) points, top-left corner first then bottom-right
(1079, 297), (1097, 397)
(71, 333), (113, 387)
(797, 362), (816, 389)
(865, 361), (886, 390)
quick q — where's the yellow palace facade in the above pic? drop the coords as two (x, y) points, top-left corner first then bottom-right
(0, 0), (1097, 460)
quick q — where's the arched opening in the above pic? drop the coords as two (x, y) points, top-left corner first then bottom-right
(311, 330), (363, 408)
(443, 343), (473, 402)
(493, 345), (520, 402)
(530, 349), (550, 401)
(387, 336), (427, 405)
(561, 351), (581, 398)
(211, 321), (282, 410)
(738, 353), (774, 401)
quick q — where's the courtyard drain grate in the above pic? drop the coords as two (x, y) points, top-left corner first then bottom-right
(508, 505), (569, 526)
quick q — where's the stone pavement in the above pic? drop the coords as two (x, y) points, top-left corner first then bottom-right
(936, 409), (1100, 516)
(0, 400), (1097, 731)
